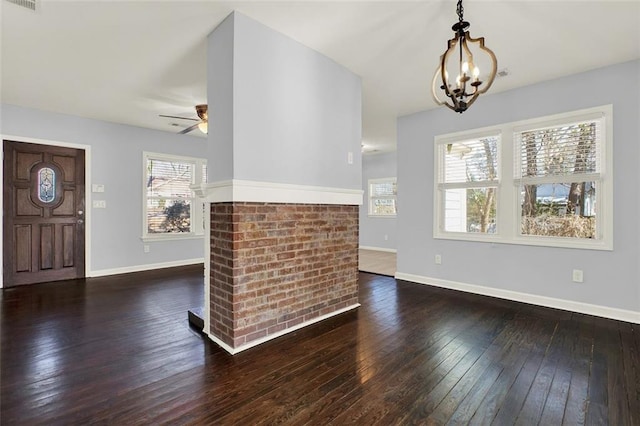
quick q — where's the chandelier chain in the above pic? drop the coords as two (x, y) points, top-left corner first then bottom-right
(456, 0), (464, 23)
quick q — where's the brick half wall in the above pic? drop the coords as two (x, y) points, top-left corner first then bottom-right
(210, 202), (359, 350)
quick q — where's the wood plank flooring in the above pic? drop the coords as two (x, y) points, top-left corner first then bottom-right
(358, 249), (396, 276)
(1, 265), (639, 425)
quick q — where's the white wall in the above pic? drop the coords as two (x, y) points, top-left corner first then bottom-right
(397, 60), (640, 318)
(207, 12), (362, 190)
(1, 103), (207, 278)
(207, 13), (235, 183)
(359, 151), (397, 251)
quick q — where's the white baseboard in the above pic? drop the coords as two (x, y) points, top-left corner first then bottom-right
(359, 245), (397, 253)
(90, 258), (204, 278)
(395, 272), (640, 324)
(205, 303), (361, 355)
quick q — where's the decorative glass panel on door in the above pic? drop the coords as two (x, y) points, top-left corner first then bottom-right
(38, 167), (55, 203)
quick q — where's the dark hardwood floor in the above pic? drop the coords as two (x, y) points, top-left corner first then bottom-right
(1, 266), (639, 425)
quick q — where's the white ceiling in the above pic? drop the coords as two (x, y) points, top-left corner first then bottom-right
(1, 1), (639, 154)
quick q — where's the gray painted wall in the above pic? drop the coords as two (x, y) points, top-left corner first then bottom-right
(397, 60), (640, 313)
(360, 152), (397, 250)
(207, 12), (362, 190)
(1, 103), (207, 273)
(207, 13), (235, 183)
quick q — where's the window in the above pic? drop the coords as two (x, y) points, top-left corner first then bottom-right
(369, 177), (397, 217)
(436, 135), (499, 233)
(515, 117), (602, 240)
(142, 152), (207, 240)
(434, 105), (612, 250)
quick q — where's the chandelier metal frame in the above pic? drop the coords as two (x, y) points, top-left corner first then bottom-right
(432, 0), (497, 113)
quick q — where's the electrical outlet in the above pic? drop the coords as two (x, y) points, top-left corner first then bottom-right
(144, 245), (150, 253)
(384, 234), (388, 241)
(572, 269), (583, 283)
(435, 254), (442, 265)
(92, 200), (106, 208)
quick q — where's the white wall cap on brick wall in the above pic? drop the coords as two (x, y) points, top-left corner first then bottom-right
(191, 179), (363, 205)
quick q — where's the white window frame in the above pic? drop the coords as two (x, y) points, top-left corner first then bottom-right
(434, 130), (501, 239)
(368, 177), (397, 217)
(142, 151), (207, 242)
(434, 105), (613, 251)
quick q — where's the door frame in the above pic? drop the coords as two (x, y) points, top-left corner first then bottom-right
(1, 134), (92, 288)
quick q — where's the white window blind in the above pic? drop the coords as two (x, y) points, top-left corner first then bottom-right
(147, 160), (194, 199)
(515, 117), (602, 183)
(371, 180), (396, 197)
(440, 137), (499, 186)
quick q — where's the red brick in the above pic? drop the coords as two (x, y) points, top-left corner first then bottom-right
(208, 202), (358, 351)
(267, 323), (288, 334)
(276, 251), (295, 261)
(286, 316), (305, 328)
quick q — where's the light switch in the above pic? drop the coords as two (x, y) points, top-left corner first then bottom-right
(92, 184), (105, 193)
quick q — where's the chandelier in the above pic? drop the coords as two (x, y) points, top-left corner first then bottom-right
(432, 0), (497, 113)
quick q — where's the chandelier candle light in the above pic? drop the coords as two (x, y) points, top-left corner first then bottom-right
(432, 0), (497, 113)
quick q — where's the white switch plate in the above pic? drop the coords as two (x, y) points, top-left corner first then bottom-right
(572, 269), (584, 283)
(143, 245), (150, 253)
(347, 152), (353, 164)
(92, 184), (105, 193)
(435, 254), (442, 265)
(93, 200), (107, 208)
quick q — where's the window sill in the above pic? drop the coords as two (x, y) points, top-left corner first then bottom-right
(141, 234), (205, 243)
(368, 214), (397, 219)
(434, 233), (612, 251)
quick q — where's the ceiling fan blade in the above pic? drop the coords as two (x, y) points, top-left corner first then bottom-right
(159, 114), (199, 121)
(178, 123), (201, 135)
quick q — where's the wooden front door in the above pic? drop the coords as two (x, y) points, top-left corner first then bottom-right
(3, 141), (86, 286)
